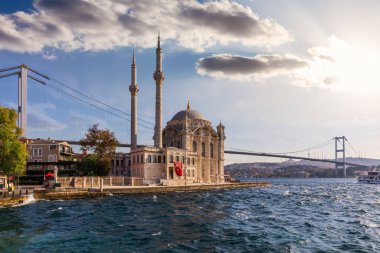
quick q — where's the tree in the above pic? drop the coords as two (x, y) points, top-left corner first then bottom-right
(77, 154), (111, 176)
(80, 124), (119, 159)
(79, 124), (118, 176)
(0, 107), (28, 190)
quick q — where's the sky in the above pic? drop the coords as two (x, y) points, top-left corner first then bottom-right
(1, 0), (380, 164)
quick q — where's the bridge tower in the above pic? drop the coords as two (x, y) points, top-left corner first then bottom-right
(0, 64), (49, 137)
(335, 136), (346, 178)
(17, 65), (28, 137)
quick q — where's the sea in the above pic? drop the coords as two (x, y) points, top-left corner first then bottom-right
(1, 178), (380, 253)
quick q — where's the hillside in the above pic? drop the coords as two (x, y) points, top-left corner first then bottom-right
(225, 158), (380, 178)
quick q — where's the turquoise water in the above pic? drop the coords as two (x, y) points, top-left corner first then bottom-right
(1, 178), (380, 252)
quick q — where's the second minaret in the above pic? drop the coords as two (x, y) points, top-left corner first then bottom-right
(153, 33), (165, 148)
(129, 51), (139, 149)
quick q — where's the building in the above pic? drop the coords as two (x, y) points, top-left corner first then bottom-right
(26, 138), (76, 170)
(129, 35), (226, 185)
(76, 149), (131, 176)
(111, 152), (131, 176)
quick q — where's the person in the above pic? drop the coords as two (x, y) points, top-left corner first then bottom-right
(8, 181), (14, 192)
(69, 177), (75, 187)
(44, 178), (49, 189)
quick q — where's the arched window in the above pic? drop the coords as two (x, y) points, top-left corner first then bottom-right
(202, 142), (206, 157)
(158, 155), (162, 163)
(141, 155), (144, 163)
(170, 155), (174, 163)
(193, 141), (197, 152)
(187, 157), (190, 165)
(210, 143), (214, 158)
(176, 156), (180, 162)
(147, 155), (152, 163)
(192, 158), (195, 165)
(177, 141), (181, 148)
(153, 155), (157, 163)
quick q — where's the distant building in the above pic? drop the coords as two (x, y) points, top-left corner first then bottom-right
(26, 138), (76, 170)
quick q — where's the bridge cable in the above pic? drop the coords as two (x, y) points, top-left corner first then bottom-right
(225, 138), (334, 157)
(345, 139), (361, 158)
(49, 77), (155, 126)
(271, 138), (334, 155)
(45, 83), (154, 130)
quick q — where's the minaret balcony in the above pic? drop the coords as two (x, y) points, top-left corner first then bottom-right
(153, 71), (165, 81)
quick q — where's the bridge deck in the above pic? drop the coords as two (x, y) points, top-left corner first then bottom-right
(65, 141), (367, 168)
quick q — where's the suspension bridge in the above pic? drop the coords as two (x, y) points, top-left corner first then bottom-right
(0, 64), (372, 177)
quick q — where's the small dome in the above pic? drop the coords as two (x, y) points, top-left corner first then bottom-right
(171, 109), (206, 121)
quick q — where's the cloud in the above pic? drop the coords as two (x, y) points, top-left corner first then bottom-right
(326, 117), (379, 130)
(0, 101), (66, 132)
(41, 50), (57, 60)
(28, 103), (67, 131)
(196, 53), (309, 80)
(197, 35), (380, 90)
(0, 0), (290, 53)
(69, 111), (108, 130)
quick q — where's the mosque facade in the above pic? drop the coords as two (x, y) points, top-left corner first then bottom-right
(129, 35), (226, 185)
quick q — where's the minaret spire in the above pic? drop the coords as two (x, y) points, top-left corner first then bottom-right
(157, 29), (160, 48)
(153, 31), (165, 148)
(129, 50), (139, 149)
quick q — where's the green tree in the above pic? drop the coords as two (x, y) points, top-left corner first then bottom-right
(77, 154), (111, 176)
(0, 107), (28, 190)
(79, 124), (118, 176)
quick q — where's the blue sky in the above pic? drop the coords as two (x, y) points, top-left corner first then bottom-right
(1, 0), (380, 163)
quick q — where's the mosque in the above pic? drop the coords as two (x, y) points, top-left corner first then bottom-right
(129, 35), (226, 185)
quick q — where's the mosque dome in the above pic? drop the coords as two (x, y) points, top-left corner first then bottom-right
(171, 109), (206, 121)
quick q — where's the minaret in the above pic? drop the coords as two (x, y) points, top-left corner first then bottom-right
(153, 32), (165, 148)
(129, 50), (139, 149)
(182, 100), (191, 150)
(217, 121), (226, 182)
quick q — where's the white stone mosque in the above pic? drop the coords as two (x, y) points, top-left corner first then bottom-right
(129, 35), (226, 185)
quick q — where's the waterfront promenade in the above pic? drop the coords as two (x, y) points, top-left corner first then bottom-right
(34, 181), (270, 200)
(0, 177), (270, 205)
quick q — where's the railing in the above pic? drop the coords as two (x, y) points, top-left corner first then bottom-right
(0, 189), (34, 199)
(57, 176), (144, 189)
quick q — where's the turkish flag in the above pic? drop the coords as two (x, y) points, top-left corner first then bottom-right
(174, 161), (183, 176)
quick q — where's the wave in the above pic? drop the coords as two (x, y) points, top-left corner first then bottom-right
(11, 194), (37, 207)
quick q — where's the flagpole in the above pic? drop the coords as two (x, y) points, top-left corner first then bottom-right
(185, 150), (187, 186)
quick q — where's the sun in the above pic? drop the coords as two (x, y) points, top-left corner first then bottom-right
(331, 37), (380, 91)
(293, 36), (380, 92)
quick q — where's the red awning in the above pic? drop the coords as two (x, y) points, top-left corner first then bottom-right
(45, 172), (55, 178)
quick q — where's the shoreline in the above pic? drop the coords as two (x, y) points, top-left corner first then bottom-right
(34, 182), (270, 201)
(0, 196), (29, 207)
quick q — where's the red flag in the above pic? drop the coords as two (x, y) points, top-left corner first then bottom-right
(174, 161), (183, 176)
